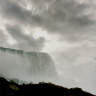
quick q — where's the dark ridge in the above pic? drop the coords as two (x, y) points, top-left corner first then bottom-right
(0, 47), (23, 52)
(0, 47), (24, 55)
(0, 77), (95, 96)
(0, 47), (47, 55)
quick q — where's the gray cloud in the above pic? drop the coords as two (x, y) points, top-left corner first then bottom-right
(0, 29), (8, 47)
(6, 24), (45, 51)
(0, 0), (32, 24)
(31, 0), (95, 30)
(0, 0), (95, 32)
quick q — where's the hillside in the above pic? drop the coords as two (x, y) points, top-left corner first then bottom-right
(0, 77), (95, 96)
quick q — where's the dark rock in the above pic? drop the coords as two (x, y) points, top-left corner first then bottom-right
(0, 77), (95, 96)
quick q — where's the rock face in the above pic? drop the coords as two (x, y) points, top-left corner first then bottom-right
(0, 77), (95, 96)
(8, 84), (19, 91)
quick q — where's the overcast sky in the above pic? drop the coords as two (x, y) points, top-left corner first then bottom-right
(0, 0), (96, 94)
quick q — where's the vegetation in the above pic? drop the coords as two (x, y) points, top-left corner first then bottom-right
(0, 77), (95, 96)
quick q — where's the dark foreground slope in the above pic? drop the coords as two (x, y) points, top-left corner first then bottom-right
(0, 77), (95, 96)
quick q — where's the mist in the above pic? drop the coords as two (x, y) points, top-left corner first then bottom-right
(0, 47), (96, 94)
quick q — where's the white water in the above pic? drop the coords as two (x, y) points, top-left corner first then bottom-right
(0, 47), (57, 84)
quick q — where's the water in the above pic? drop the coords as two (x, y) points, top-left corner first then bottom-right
(0, 47), (57, 84)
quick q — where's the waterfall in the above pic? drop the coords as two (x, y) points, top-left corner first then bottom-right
(0, 47), (57, 84)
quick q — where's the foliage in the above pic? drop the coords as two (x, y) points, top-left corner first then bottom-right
(0, 77), (95, 96)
